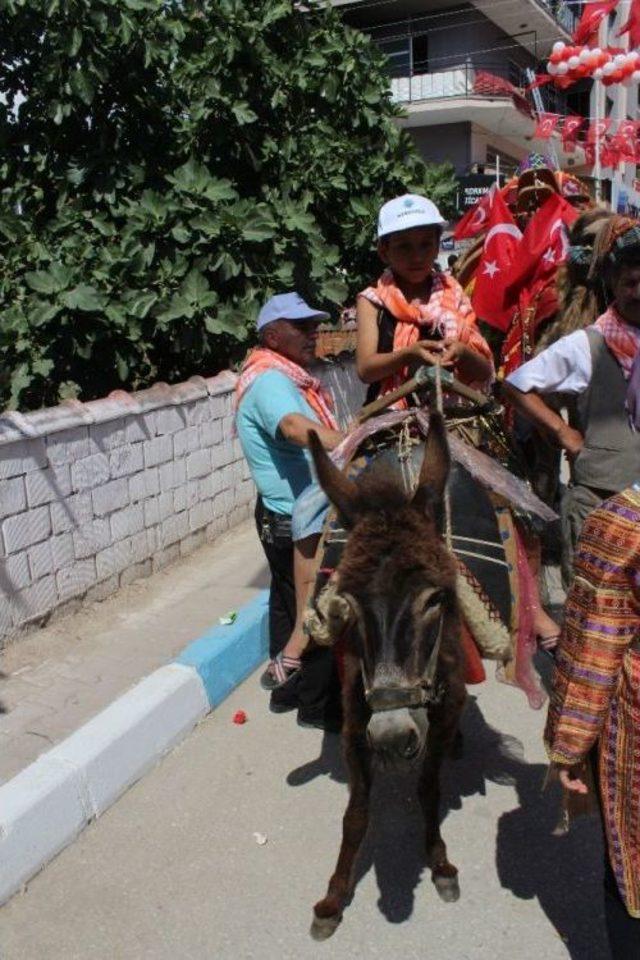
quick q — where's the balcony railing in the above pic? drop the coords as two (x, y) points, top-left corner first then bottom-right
(389, 61), (570, 117)
(535, 0), (578, 33)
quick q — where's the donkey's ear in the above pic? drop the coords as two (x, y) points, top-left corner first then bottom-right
(308, 431), (359, 528)
(413, 412), (450, 511)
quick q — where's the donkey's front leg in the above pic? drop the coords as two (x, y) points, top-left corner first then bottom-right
(311, 732), (371, 940)
(418, 696), (465, 904)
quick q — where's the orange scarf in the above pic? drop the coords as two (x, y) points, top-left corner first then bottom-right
(235, 348), (338, 430)
(359, 269), (493, 399)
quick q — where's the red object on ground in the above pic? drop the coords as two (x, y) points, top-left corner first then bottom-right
(232, 710), (247, 724)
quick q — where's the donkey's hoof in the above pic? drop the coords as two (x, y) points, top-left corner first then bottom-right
(433, 874), (460, 903)
(310, 912), (342, 941)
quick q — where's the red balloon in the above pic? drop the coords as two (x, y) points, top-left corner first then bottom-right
(599, 51), (610, 66)
(574, 65), (588, 78)
(612, 69), (624, 82)
(550, 51), (562, 64)
(602, 76), (614, 86)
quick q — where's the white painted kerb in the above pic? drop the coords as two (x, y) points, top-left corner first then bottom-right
(0, 663), (208, 905)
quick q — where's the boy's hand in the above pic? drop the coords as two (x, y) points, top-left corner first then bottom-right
(440, 339), (466, 368)
(406, 340), (445, 367)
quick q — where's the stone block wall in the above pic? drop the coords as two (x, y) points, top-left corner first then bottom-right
(0, 372), (254, 647)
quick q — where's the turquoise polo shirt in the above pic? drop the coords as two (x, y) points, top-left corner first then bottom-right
(236, 370), (319, 515)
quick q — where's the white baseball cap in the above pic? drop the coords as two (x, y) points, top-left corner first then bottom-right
(377, 194), (446, 239)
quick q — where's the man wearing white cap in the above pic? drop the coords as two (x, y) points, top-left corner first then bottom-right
(235, 292), (344, 727)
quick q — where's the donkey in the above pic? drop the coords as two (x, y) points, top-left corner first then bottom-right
(307, 412), (467, 940)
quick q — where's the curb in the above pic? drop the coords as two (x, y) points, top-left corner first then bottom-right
(0, 589), (270, 906)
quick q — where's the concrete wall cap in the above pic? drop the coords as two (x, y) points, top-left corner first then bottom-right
(205, 371), (237, 396)
(133, 383), (174, 413)
(168, 381), (208, 404)
(0, 411), (40, 443)
(20, 404), (91, 438)
(83, 396), (133, 424)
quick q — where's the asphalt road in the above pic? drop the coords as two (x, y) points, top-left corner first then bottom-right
(0, 659), (609, 960)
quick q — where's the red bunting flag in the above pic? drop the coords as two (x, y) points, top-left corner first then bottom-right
(583, 142), (596, 165)
(453, 185), (497, 241)
(533, 113), (560, 139)
(601, 138), (620, 169)
(471, 190), (522, 331)
(573, 0), (620, 45)
(587, 118), (612, 143)
(618, 0), (640, 47)
(612, 119), (639, 161)
(562, 116), (584, 149)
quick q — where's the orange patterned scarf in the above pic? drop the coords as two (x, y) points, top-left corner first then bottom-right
(594, 307), (640, 378)
(359, 269), (494, 398)
(235, 348), (338, 430)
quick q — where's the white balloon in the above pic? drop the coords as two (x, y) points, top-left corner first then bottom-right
(586, 51), (599, 67)
(594, 67), (604, 79)
(629, 50), (640, 61)
(592, 47), (602, 57)
(614, 54), (627, 66)
(557, 61), (569, 75)
(579, 48), (591, 63)
(553, 41), (566, 54)
(547, 61), (559, 75)
(568, 55), (581, 69)
(632, 70), (640, 82)
(603, 61), (615, 75)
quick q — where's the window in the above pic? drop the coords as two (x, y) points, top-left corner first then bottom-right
(412, 34), (429, 74)
(377, 37), (411, 78)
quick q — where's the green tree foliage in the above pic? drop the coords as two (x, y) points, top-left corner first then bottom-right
(0, 0), (457, 410)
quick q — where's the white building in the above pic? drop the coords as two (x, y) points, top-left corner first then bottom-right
(333, 0), (639, 210)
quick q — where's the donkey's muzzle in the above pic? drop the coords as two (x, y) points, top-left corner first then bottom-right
(367, 708), (424, 761)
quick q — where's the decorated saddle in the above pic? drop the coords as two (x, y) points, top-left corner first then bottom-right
(304, 409), (556, 708)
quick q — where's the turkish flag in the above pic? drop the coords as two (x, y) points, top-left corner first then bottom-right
(471, 190), (522, 331)
(618, 0), (640, 47)
(533, 113), (560, 139)
(574, 0), (620, 45)
(587, 118), (612, 142)
(453, 184), (496, 241)
(562, 116), (584, 148)
(612, 119), (639, 161)
(503, 194), (578, 313)
(601, 138), (620, 168)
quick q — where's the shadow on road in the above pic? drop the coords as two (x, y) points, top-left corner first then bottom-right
(287, 697), (609, 959)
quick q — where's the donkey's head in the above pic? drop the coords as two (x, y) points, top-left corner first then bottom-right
(309, 414), (460, 764)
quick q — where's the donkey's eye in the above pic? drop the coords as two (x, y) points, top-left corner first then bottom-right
(418, 590), (443, 618)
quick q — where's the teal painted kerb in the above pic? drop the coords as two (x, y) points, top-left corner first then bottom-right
(177, 591), (270, 707)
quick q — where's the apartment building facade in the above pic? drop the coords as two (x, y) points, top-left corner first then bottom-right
(333, 0), (640, 212)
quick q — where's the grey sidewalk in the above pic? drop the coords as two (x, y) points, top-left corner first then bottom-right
(0, 520), (268, 785)
(0, 660), (608, 960)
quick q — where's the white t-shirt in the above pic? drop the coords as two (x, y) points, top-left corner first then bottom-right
(505, 329), (594, 395)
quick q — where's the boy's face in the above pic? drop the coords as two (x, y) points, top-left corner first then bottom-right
(378, 226), (440, 287)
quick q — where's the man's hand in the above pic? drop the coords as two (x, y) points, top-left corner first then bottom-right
(557, 764), (589, 794)
(440, 339), (466, 368)
(555, 422), (584, 460)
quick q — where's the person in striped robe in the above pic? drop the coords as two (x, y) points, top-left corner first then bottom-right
(545, 486), (640, 957)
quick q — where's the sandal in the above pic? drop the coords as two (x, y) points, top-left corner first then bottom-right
(537, 632), (560, 660)
(260, 652), (302, 691)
